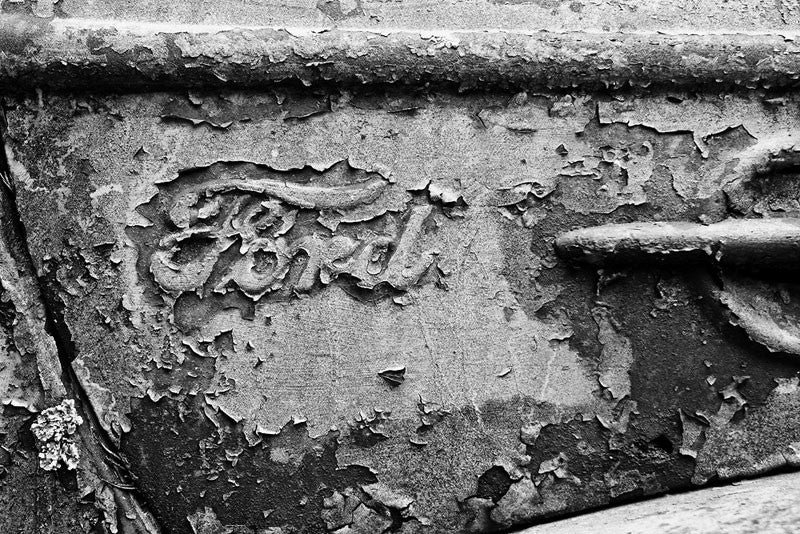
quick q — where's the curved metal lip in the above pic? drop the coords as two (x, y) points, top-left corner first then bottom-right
(4, 15), (800, 92)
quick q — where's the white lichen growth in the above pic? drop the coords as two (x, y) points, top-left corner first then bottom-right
(31, 399), (83, 471)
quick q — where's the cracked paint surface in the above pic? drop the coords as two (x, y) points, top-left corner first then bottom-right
(3, 84), (800, 534)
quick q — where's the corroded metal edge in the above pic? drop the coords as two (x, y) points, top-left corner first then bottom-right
(520, 470), (800, 534)
(4, 15), (800, 92)
(0, 149), (161, 532)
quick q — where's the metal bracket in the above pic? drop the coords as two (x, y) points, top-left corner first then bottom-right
(555, 138), (800, 356)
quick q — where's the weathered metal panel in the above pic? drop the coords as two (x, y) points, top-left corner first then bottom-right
(2, 6), (800, 534)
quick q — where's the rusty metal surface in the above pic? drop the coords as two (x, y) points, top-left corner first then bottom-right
(6, 17), (800, 92)
(2, 4), (800, 534)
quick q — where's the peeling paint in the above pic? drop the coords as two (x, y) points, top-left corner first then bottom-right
(6, 82), (800, 533)
(31, 398), (83, 470)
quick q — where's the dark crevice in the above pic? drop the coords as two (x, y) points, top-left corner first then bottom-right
(0, 100), (164, 533)
(475, 466), (514, 503)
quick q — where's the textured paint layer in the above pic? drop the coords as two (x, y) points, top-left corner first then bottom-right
(4, 85), (800, 533)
